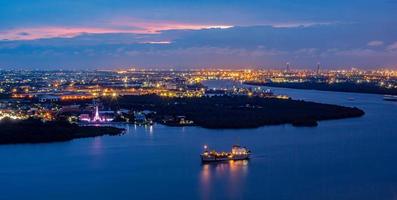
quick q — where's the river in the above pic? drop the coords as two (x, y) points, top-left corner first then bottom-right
(1, 82), (397, 200)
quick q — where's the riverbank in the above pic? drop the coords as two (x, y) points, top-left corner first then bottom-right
(1, 87), (395, 200)
(245, 81), (397, 95)
(0, 119), (124, 145)
(104, 95), (365, 129)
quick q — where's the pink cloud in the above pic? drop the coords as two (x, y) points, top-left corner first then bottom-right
(0, 18), (233, 41)
(270, 21), (335, 28)
(387, 42), (397, 51)
(109, 18), (233, 33)
(0, 27), (140, 40)
(367, 40), (384, 47)
(139, 41), (172, 44)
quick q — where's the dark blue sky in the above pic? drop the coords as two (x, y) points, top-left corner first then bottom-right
(1, 0), (396, 69)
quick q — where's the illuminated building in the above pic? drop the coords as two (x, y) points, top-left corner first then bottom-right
(79, 106), (114, 123)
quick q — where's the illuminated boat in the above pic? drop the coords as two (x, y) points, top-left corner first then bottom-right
(200, 145), (251, 162)
(384, 95), (397, 101)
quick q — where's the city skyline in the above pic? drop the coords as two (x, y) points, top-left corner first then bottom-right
(1, 0), (397, 69)
(1, 2), (397, 199)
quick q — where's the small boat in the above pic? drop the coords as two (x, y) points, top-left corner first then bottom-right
(383, 95), (397, 102)
(200, 145), (251, 163)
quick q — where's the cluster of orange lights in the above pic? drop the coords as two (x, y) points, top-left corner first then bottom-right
(11, 94), (33, 99)
(60, 95), (95, 101)
(37, 111), (55, 121)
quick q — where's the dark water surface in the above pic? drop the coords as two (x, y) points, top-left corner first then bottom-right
(1, 85), (397, 200)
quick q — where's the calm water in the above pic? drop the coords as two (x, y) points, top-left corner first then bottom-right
(1, 86), (397, 200)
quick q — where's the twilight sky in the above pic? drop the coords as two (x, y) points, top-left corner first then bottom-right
(1, 0), (397, 70)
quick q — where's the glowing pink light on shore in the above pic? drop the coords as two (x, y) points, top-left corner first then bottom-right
(79, 106), (113, 123)
(92, 106), (103, 122)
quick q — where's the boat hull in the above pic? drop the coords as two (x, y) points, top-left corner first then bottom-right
(200, 154), (250, 163)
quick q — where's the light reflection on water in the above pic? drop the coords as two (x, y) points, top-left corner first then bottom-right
(90, 137), (103, 155)
(149, 125), (154, 135)
(200, 160), (249, 200)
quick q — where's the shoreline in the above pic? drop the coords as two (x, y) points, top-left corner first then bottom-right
(245, 81), (397, 96)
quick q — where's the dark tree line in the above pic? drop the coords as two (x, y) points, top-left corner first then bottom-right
(103, 95), (364, 129)
(0, 118), (124, 144)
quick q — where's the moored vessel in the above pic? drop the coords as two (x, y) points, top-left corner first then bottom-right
(200, 145), (251, 163)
